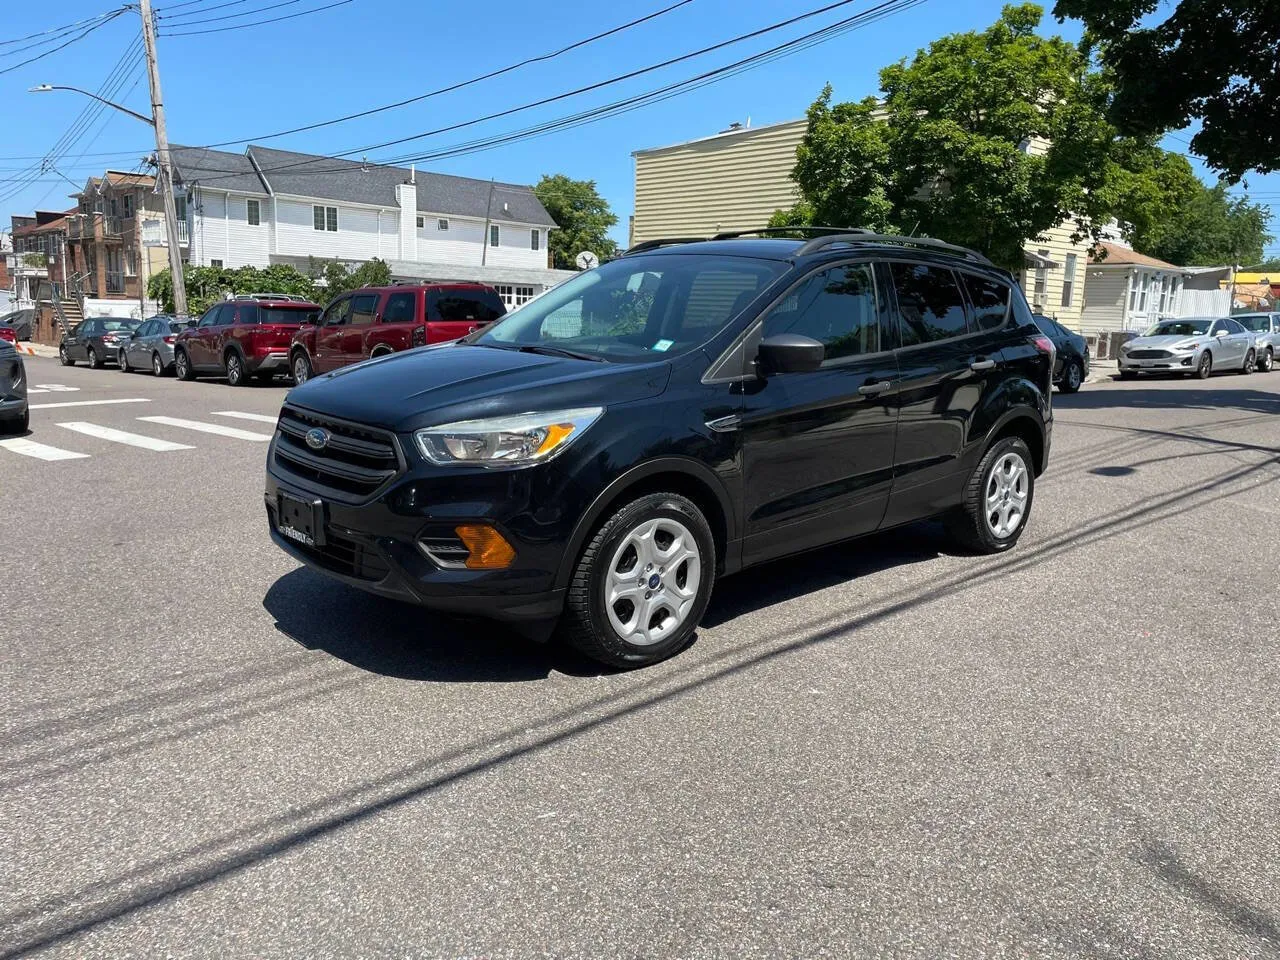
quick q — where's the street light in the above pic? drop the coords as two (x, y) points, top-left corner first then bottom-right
(29, 84), (154, 127)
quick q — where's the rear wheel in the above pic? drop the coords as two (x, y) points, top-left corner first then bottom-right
(119, 349), (130, 373)
(1195, 352), (1212, 379)
(1260, 348), (1275, 373)
(291, 350), (312, 385)
(1059, 360), (1083, 393)
(560, 492), (715, 668)
(225, 350), (246, 387)
(152, 352), (165, 377)
(946, 436), (1035, 554)
(59, 343), (74, 366)
(87, 346), (102, 369)
(175, 348), (196, 381)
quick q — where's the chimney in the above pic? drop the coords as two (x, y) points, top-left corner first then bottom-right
(410, 164), (415, 184)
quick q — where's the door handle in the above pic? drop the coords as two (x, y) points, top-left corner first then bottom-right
(858, 380), (892, 397)
(970, 358), (996, 372)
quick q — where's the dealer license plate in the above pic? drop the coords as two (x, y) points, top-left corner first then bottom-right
(278, 492), (325, 547)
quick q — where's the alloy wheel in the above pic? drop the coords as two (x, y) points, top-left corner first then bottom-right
(984, 452), (1029, 539)
(603, 517), (701, 647)
(293, 355), (309, 384)
(153, 353), (163, 376)
(1067, 362), (1081, 390)
(1198, 353), (1211, 378)
(227, 354), (243, 385)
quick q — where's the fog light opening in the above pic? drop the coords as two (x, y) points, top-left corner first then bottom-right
(455, 524), (516, 570)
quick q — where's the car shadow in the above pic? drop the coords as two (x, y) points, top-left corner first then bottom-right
(1059, 380), (1280, 415)
(262, 567), (606, 682)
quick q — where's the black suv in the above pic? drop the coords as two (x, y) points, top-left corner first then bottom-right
(265, 230), (1054, 667)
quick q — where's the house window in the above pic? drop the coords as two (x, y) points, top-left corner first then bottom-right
(126, 248), (137, 276)
(247, 199), (260, 226)
(1128, 272), (1138, 311)
(530, 229), (540, 251)
(416, 216), (424, 229)
(1033, 249), (1049, 307)
(1061, 253), (1077, 308)
(1138, 272), (1151, 312)
(174, 195), (187, 221)
(438, 218), (449, 231)
(314, 205), (338, 231)
(210, 259), (224, 268)
(122, 194), (134, 218)
(489, 224), (500, 247)
(516, 285), (535, 306)
(494, 283), (513, 307)
(1157, 275), (1169, 314)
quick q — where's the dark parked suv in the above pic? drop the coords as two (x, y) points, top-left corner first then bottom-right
(266, 230), (1054, 667)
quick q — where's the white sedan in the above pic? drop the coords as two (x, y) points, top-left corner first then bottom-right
(1118, 317), (1257, 379)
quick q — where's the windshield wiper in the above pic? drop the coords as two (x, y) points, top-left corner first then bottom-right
(517, 344), (605, 362)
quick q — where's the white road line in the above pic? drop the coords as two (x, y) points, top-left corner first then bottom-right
(26, 388), (49, 394)
(0, 437), (89, 461)
(137, 415), (272, 442)
(33, 384), (79, 392)
(57, 421), (194, 452)
(212, 410), (279, 424)
(29, 398), (151, 410)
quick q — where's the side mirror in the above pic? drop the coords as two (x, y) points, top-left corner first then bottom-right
(1215, 329), (1229, 338)
(757, 334), (825, 375)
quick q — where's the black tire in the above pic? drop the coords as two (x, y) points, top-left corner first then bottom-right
(1, 408), (28, 435)
(291, 350), (313, 385)
(225, 350), (246, 387)
(59, 344), (74, 366)
(1195, 351), (1212, 379)
(1241, 349), (1255, 375)
(119, 349), (130, 373)
(559, 492), (716, 669)
(152, 352), (165, 377)
(175, 348), (196, 381)
(1260, 348), (1274, 373)
(945, 436), (1036, 555)
(1059, 360), (1083, 393)
(1118, 370), (1137, 380)
(87, 346), (102, 370)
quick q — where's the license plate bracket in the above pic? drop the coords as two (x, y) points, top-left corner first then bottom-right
(278, 491), (325, 547)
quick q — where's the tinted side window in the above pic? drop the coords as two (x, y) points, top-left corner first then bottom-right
(1210, 319), (1227, 335)
(891, 263), (970, 346)
(961, 273), (1011, 331)
(236, 303), (259, 325)
(199, 305), (223, 327)
(322, 298), (351, 326)
(350, 294), (378, 326)
(763, 263), (880, 361)
(1224, 318), (1246, 335)
(429, 290), (505, 323)
(382, 292), (416, 323)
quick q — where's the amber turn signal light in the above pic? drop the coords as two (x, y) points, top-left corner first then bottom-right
(454, 524), (516, 570)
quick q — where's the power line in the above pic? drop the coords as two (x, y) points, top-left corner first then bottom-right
(0, 9), (128, 77)
(194, 0), (920, 184)
(0, 8), (124, 47)
(161, 0), (352, 36)
(192, 0), (697, 149)
(159, 0), (311, 26)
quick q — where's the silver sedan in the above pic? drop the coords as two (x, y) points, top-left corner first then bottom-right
(119, 315), (194, 376)
(1117, 317), (1257, 379)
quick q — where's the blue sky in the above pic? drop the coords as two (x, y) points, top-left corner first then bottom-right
(2, 0), (1276, 259)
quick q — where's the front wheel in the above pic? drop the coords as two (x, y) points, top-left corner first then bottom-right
(1195, 352), (1212, 379)
(175, 348), (196, 381)
(1241, 349), (1255, 374)
(59, 344), (74, 367)
(291, 351), (313, 385)
(560, 492), (716, 668)
(946, 436), (1035, 554)
(1059, 360), (1083, 393)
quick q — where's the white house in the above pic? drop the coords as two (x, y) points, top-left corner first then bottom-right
(168, 145), (573, 307)
(1080, 242), (1188, 333)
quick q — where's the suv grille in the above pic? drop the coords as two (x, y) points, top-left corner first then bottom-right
(273, 406), (402, 501)
(1128, 349), (1170, 359)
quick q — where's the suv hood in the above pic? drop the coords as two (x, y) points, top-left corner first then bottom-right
(1128, 334), (1206, 349)
(286, 343), (671, 431)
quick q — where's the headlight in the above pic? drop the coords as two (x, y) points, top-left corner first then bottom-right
(1119, 343), (1132, 353)
(1173, 341), (1198, 351)
(414, 407), (603, 466)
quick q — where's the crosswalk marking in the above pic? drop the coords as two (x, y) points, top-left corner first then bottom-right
(29, 398), (150, 410)
(0, 437), (89, 461)
(212, 411), (279, 424)
(57, 421), (194, 452)
(137, 415), (272, 442)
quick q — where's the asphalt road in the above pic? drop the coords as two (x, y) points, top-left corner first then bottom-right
(2, 355), (1278, 959)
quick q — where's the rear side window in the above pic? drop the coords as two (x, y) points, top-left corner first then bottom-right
(764, 263), (880, 361)
(262, 307), (319, 325)
(168, 320), (189, 333)
(382, 292), (417, 323)
(890, 263), (970, 346)
(960, 273), (1011, 331)
(429, 289), (505, 323)
(236, 303), (259, 325)
(350, 294), (378, 326)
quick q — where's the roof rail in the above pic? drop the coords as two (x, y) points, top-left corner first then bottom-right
(711, 225), (872, 240)
(622, 237), (709, 256)
(795, 232), (993, 265)
(232, 292), (308, 301)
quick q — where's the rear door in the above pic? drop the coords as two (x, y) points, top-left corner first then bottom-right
(343, 293), (379, 366)
(882, 261), (1007, 526)
(739, 260), (900, 565)
(314, 296), (351, 372)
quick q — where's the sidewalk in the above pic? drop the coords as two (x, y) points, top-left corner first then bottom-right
(12, 342), (60, 359)
(1087, 358), (1117, 383)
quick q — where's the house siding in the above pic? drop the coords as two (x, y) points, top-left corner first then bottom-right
(1022, 222), (1090, 330)
(632, 120), (807, 243)
(415, 215), (547, 270)
(274, 198), (394, 262)
(190, 189), (271, 268)
(1080, 268), (1129, 335)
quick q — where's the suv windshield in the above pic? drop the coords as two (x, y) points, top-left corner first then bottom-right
(1145, 320), (1209, 337)
(473, 254), (787, 362)
(1234, 315), (1270, 331)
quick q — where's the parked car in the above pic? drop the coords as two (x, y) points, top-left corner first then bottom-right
(289, 283), (506, 384)
(1232, 312), (1279, 372)
(266, 230), (1055, 668)
(1032, 313), (1089, 392)
(174, 296), (321, 386)
(0, 337), (29, 434)
(1117, 316), (1256, 379)
(58, 317), (141, 368)
(0, 308), (34, 341)
(119, 315), (194, 376)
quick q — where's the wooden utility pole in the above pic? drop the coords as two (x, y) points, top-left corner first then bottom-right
(138, 0), (188, 317)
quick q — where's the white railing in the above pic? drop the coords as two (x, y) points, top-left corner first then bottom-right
(140, 219), (189, 246)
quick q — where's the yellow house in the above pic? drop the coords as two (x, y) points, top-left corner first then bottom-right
(633, 120), (1093, 331)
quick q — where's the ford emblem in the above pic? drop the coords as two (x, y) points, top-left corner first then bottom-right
(305, 427), (330, 451)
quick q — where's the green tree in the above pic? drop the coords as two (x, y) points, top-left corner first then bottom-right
(148, 263), (319, 314)
(1053, 0), (1280, 179)
(316, 257), (393, 296)
(532, 174), (620, 269)
(1127, 171), (1273, 266)
(777, 4), (1143, 270)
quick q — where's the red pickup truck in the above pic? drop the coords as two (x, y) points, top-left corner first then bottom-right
(289, 282), (506, 383)
(174, 296), (322, 386)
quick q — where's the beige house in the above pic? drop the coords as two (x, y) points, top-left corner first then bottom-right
(632, 120), (1095, 331)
